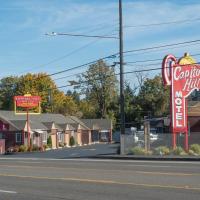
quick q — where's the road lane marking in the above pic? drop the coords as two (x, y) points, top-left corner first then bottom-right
(0, 189), (17, 194)
(0, 173), (199, 192)
(1, 157), (200, 165)
(135, 171), (196, 176)
(0, 164), (199, 177)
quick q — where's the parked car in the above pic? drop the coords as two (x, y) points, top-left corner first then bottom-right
(150, 133), (158, 141)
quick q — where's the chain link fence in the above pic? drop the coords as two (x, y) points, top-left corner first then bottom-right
(122, 131), (200, 155)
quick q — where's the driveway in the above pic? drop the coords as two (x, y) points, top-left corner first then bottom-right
(2, 143), (119, 159)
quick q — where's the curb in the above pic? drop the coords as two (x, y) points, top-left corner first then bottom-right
(93, 155), (200, 161)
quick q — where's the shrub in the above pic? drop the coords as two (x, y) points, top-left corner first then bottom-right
(171, 146), (187, 155)
(153, 146), (170, 155)
(13, 145), (19, 152)
(32, 145), (39, 151)
(43, 144), (48, 150)
(47, 136), (52, 148)
(59, 142), (64, 147)
(190, 144), (200, 155)
(188, 149), (196, 156)
(69, 136), (75, 146)
(19, 145), (28, 152)
(130, 146), (146, 155)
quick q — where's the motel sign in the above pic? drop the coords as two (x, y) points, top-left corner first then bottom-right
(162, 53), (200, 150)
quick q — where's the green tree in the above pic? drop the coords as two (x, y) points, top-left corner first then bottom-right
(0, 76), (19, 110)
(77, 60), (118, 118)
(15, 73), (58, 113)
(137, 75), (170, 117)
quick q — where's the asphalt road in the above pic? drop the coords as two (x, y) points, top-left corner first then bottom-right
(0, 158), (200, 200)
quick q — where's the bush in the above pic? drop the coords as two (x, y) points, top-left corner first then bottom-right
(188, 149), (196, 156)
(59, 142), (64, 147)
(6, 146), (19, 153)
(130, 146), (146, 155)
(19, 145), (28, 152)
(13, 145), (19, 152)
(32, 145), (39, 151)
(190, 144), (200, 155)
(47, 136), (52, 148)
(69, 136), (75, 146)
(43, 144), (48, 150)
(153, 146), (170, 155)
(171, 146), (187, 155)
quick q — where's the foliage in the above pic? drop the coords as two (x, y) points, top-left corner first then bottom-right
(19, 145), (28, 152)
(76, 60), (118, 118)
(59, 142), (65, 147)
(188, 149), (196, 156)
(171, 146), (187, 155)
(43, 144), (48, 150)
(129, 146), (146, 155)
(54, 93), (78, 116)
(137, 75), (170, 117)
(0, 76), (19, 110)
(32, 145), (39, 151)
(153, 146), (170, 155)
(47, 136), (52, 148)
(69, 136), (75, 146)
(78, 100), (96, 118)
(190, 144), (200, 155)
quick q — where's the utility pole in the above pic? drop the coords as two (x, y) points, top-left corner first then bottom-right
(48, 88), (53, 113)
(119, 0), (125, 154)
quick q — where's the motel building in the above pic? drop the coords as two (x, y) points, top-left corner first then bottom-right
(0, 111), (112, 154)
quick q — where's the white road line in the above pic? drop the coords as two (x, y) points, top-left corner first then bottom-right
(0, 189), (17, 194)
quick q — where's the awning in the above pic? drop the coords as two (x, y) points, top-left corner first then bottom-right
(34, 130), (45, 134)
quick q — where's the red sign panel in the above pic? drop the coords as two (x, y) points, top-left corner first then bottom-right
(162, 55), (200, 132)
(14, 96), (41, 108)
(162, 54), (200, 149)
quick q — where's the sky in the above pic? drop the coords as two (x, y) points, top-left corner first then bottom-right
(1, 0), (200, 91)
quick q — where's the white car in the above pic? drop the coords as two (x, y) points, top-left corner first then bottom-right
(150, 133), (158, 141)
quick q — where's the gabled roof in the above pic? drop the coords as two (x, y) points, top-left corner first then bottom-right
(81, 119), (112, 130)
(0, 111), (104, 131)
(10, 120), (26, 130)
(68, 116), (90, 130)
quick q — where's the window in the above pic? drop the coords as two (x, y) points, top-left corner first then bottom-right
(57, 132), (63, 142)
(16, 133), (22, 143)
(42, 132), (47, 142)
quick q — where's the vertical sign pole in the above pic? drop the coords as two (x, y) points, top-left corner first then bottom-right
(26, 107), (30, 149)
(119, 0), (125, 155)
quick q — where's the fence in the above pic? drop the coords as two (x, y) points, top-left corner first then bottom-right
(123, 132), (200, 155)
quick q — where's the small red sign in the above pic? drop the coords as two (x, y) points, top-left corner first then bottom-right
(14, 96), (41, 108)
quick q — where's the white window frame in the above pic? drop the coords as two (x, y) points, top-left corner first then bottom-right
(57, 132), (63, 142)
(16, 133), (22, 143)
(42, 132), (47, 143)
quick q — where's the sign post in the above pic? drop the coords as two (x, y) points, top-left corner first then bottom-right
(162, 53), (200, 151)
(14, 94), (41, 149)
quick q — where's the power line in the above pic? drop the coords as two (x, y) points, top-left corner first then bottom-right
(53, 62), (200, 91)
(123, 41), (200, 57)
(45, 32), (118, 39)
(19, 29), (118, 75)
(20, 38), (103, 74)
(19, 38), (200, 79)
(123, 39), (200, 55)
(5, 38), (200, 85)
(125, 53), (200, 65)
(124, 17), (200, 28)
